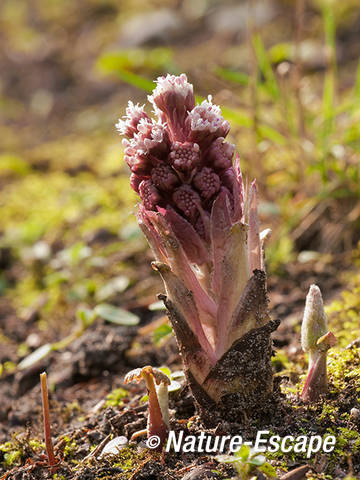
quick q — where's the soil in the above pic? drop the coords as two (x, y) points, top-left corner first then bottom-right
(1, 250), (359, 479)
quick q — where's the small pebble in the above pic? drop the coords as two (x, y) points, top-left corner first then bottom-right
(26, 333), (42, 348)
(350, 408), (360, 421)
(182, 467), (220, 480)
(98, 436), (128, 458)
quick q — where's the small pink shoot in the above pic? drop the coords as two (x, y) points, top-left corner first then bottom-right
(125, 366), (170, 451)
(301, 286), (337, 402)
(40, 372), (58, 472)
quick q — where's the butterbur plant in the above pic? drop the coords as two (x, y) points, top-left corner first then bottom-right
(301, 285), (337, 402)
(117, 74), (279, 421)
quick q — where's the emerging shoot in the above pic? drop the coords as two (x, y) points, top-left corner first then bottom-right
(301, 285), (337, 402)
(124, 366), (170, 451)
(40, 372), (58, 472)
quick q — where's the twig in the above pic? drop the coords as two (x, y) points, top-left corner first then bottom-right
(130, 429), (147, 441)
(81, 433), (111, 463)
(280, 464), (310, 480)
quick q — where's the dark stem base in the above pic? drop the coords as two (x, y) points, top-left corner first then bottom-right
(187, 319), (281, 425)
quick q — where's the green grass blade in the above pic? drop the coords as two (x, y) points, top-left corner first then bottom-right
(257, 124), (286, 145)
(216, 67), (249, 86)
(352, 59), (360, 113)
(109, 69), (155, 92)
(221, 106), (253, 128)
(322, 3), (336, 59)
(322, 71), (335, 138)
(321, 2), (336, 127)
(252, 33), (280, 100)
(318, 3), (337, 182)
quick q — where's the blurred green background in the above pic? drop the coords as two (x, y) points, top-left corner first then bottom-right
(1, 0), (360, 366)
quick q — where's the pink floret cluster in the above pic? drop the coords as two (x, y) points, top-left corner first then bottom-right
(116, 74), (236, 237)
(117, 74), (264, 363)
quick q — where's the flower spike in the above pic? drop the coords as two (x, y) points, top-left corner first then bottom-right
(117, 74), (278, 422)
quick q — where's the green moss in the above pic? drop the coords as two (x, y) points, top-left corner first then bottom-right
(278, 342), (360, 476)
(317, 402), (339, 423)
(0, 437), (44, 467)
(327, 347), (360, 393)
(271, 349), (291, 372)
(105, 388), (128, 407)
(0, 170), (136, 248)
(1, 444), (22, 467)
(59, 434), (78, 460)
(325, 426), (360, 468)
(326, 245), (360, 347)
(266, 445), (306, 465)
(111, 445), (146, 473)
(29, 439), (45, 450)
(62, 401), (82, 423)
(3, 361), (16, 373)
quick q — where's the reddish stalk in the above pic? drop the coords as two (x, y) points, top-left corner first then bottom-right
(125, 366), (170, 451)
(40, 372), (58, 472)
(301, 353), (327, 402)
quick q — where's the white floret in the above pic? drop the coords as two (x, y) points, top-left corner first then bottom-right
(188, 96), (225, 132)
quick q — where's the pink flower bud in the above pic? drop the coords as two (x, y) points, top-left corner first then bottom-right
(169, 141), (200, 173)
(220, 167), (237, 191)
(187, 96), (230, 147)
(207, 137), (235, 170)
(151, 164), (179, 191)
(124, 150), (152, 175)
(149, 74), (195, 112)
(172, 185), (201, 223)
(301, 285), (327, 355)
(136, 119), (170, 157)
(130, 173), (149, 193)
(139, 180), (162, 211)
(148, 74), (195, 142)
(193, 167), (221, 200)
(116, 101), (150, 138)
